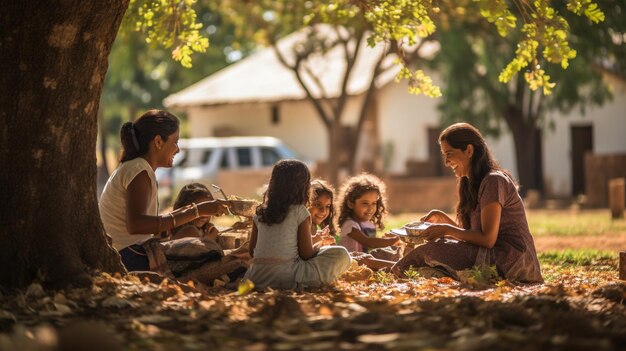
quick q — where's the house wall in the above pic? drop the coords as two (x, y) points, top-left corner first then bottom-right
(374, 78), (626, 198)
(447, 86), (626, 198)
(184, 96), (374, 167)
(181, 80), (626, 199)
(376, 80), (441, 174)
(374, 75), (519, 178)
(542, 94), (626, 197)
(184, 102), (327, 162)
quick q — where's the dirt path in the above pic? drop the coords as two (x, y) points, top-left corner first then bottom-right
(534, 233), (626, 252)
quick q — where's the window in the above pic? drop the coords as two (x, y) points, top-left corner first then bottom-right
(201, 150), (213, 165)
(261, 147), (281, 166)
(176, 151), (188, 167)
(236, 147), (253, 167)
(220, 151), (230, 169)
(271, 105), (280, 125)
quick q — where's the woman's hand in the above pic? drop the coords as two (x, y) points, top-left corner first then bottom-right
(199, 199), (230, 216)
(420, 224), (450, 241)
(420, 210), (455, 225)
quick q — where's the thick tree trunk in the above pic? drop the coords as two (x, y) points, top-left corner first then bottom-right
(97, 109), (110, 198)
(0, 0), (128, 289)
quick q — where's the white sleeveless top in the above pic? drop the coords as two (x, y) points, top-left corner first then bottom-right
(99, 157), (158, 250)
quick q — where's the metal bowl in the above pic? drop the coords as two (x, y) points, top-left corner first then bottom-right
(228, 200), (259, 217)
(404, 221), (430, 235)
(398, 221), (431, 245)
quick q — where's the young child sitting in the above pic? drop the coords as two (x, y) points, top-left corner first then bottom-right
(336, 173), (402, 270)
(244, 160), (351, 290)
(164, 183), (249, 285)
(170, 183), (219, 240)
(308, 179), (337, 247)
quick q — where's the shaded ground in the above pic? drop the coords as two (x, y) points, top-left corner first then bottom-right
(2, 209), (624, 350)
(1, 259), (624, 351)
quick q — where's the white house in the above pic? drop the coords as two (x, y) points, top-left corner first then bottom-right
(164, 26), (626, 200)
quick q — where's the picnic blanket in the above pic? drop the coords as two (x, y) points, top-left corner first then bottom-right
(142, 237), (248, 285)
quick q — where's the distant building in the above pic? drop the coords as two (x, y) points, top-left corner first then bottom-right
(164, 26), (626, 201)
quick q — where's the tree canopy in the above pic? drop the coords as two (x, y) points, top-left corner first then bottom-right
(130, 0), (608, 97)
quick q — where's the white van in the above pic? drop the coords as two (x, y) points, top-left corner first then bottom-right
(156, 136), (305, 201)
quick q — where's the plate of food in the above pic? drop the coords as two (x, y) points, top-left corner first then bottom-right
(389, 221), (432, 244)
(390, 228), (409, 236)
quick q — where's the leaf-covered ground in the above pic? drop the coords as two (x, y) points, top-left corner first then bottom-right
(1, 253), (624, 351)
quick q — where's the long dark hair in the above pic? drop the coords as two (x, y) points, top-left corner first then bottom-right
(336, 173), (387, 230)
(439, 122), (516, 229)
(120, 109), (179, 162)
(256, 159), (311, 225)
(310, 179), (336, 235)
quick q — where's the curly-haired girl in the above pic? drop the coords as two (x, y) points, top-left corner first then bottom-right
(336, 173), (400, 257)
(243, 160), (351, 290)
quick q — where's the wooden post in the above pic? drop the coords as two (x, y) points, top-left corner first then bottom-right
(609, 178), (625, 219)
(620, 251), (626, 281)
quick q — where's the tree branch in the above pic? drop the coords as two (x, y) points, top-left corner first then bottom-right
(301, 61), (333, 109)
(347, 45), (389, 172)
(272, 44), (332, 130)
(333, 29), (364, 122)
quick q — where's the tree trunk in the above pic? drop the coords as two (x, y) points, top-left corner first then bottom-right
(0, 0), (128, 289)
(97, 109), (110, 198)
(327, 122), (343, 186)
(504, 108), (544, 197)
(348, 95), (379, 175)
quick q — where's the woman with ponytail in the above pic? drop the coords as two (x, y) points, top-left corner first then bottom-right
(99, 109), (230, 271)
(392, 123), (543, 284)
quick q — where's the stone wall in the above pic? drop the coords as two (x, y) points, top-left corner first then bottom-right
(383, 176), (458, 213)
(216, 169), (272, 199)
(584, 153), (626, 207)
(215, 170), (458, 214)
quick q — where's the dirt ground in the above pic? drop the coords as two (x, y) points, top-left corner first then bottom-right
(534, 233), (626, 252)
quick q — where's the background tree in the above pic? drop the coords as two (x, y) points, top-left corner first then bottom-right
(0, 0), (606, 289)
(216, 0), (609, 186)
(215, 0), (442, 185)
(428, 0), (625, 194)
(98, 4), (253, 193)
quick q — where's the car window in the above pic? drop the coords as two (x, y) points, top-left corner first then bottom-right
(201, 149), (213, 165)
(236, 147), (253, 167)
(175, 150), (188, 167)
(276, 144), (298, 159)
(260, 147), (281, 166)
(220, 150), (230, 169)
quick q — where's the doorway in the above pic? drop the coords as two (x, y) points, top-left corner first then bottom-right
(427, 127), (443, 176)
(570, 125), (593, 195)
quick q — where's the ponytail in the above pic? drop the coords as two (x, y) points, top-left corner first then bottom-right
(120, 109), (180, 162)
